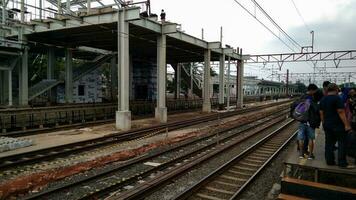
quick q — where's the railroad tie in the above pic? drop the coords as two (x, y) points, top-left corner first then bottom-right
(220, 174), (247, 182)
(214, 180), (240, 187)
(205, 186), (235, 195)
(232, 165), (256, 172)
(248, 155), (266, 160)
(251, 153), (269, 158)
(227, 169), (252, 176)
(239, 161), (260, 168)
(255, 150), (272, 155)
(244, 158), (264, 164)
(196, 193), (228, 200)
(259, 147), (277, 152)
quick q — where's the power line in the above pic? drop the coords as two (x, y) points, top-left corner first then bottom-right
(250, 0), (302, 50)
(232, 0), (296, 52)
(290, 0), (311, 32)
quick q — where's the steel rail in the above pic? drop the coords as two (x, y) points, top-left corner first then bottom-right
(105, 120), (296, 200)
(174, 120), (297, 200)
(23, 110), (290, 200)
(0, 101), (291, 171)
(0, 98), (283, 137)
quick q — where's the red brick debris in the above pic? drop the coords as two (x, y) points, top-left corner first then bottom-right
(0, 107), (277, 199)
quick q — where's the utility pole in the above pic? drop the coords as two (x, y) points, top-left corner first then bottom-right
(220, 26), (223, 47)
(312, 61), (317, 84)
(286, 69), (289, 97)
(311, 31), (314, 52)
(201, 28), (204, 40)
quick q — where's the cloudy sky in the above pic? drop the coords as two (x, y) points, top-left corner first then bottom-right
(21, 0), (356, 84)
(149, 0), (356, 84)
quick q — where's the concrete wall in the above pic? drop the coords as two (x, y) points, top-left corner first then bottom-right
(132, 60), (157, 100)
(57, 67), (103, 103)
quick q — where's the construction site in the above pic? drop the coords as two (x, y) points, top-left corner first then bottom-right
(0, 0), (355, 199)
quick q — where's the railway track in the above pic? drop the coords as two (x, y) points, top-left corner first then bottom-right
(104, 120), (297, 200)
(21, 109), (290, 200)
(0, 98), (269, 137)
(174, 121), (297, 200)
(0, 101), (290, 172)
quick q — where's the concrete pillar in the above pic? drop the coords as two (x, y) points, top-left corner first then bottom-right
(47, 48), (56, 103)
(155, 33), (167, 123)
(116, 8), (131, 130)
(110, 56), (118, 101)
(57, 0), (62, 14)
(175, 63), (181, 99)
(188, 64), (193, 98)
(237, 60), (244, 108)
(87, 0), (91, 13)
(19, 47), (28, 106)
(0, 71), (4, 105)
(8, 70), (12, 106)
(65, 48), (73, 103)
(66, 0), (70, 11)
(202, 49), (211, 113)
(20, 0), (25, 22)
(47, 48), (55, 80)
(226, 56), (231, 111)
(129, 56), (133, 100)
(218, 54), (225, 107)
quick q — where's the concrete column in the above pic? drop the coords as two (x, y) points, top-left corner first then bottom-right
(116, 8), (131, 130)
(176, 63), (181, 99)
(218, 54), (225, 107)
(47, 48), (56, 103)
(8, 70), (12, 106)
(155, 33), (167, 123)
(19, 47), (28, 106)
(57, 0), (62, 14)
(202, 49), (211, 113)
(226, 56), (231, 111)
(110, 56), (118, 101)
(188, 64), (193, 98)
(47, 48), (55, 80)
(237, 60), (244, 108)
(87, 0), (91, 13)
(129, 56), (133, 100)
(0, 71), (4, 105)
(20, 0), (25, 22)
(66, 0), (70, 11)
(65, 48), (73, 103)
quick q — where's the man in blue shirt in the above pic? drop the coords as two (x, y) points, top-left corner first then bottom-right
(320, 83), (353, 168)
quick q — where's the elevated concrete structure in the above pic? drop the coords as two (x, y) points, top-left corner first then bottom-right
(1, 5), (243, 129)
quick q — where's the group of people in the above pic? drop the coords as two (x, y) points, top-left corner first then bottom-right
(291, 81), (356, 169)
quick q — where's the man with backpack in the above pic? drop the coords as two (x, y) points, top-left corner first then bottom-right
(320, 83), (353, 168)
(291, 84), (321, 159)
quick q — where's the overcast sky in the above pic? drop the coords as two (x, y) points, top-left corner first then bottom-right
(150, 0), (356, 84)
(21, 0), (356, 84)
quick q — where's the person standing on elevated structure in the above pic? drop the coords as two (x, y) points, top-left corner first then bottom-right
(160, 9), (166, 22)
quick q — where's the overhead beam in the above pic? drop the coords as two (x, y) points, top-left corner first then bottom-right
(246, 50), (356, 64)
(77, 46), (115, 54)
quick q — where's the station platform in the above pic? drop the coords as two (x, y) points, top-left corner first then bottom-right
(280, 129), (356, 199)
(0, 99), (285, 158)
(0, 111), (210, 158)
